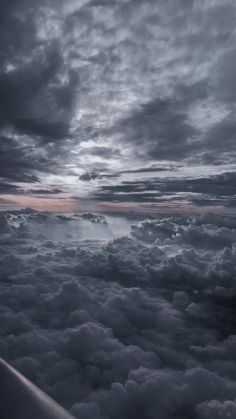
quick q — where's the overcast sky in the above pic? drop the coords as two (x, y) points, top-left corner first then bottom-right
(0, 0), (236, 213)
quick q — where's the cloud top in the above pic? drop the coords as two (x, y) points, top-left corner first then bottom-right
(0, 210), (236, 418)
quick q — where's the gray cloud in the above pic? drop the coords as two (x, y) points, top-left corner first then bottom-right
(107, 92), (199, 161)
(0, 1), (79, 188)
(79, 172), (102, 181)
(0, 0), (236, 204)
(1, 210), (236, 418)
(80, 172), (236, 211)
(79, 165), (170, 182)
(28, 188), (63, 195)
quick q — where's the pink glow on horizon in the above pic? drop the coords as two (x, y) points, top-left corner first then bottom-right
(0, 195), (234, 216)
(0, 195), (76, 212)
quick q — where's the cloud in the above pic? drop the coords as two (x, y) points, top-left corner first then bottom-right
(0, 1), (79, 188)
(0, 136), (41, 184)
(0, 0), (235, 205)
(79, 166), (171, 182)
(79, 172), (101, 181)
(0, 181), (21, 194)
(95, 0), (236, 165)
(108, 93), (199, 161)
(79, 146), (121, 159)
(196, 400), (236, 419)
(0, 210), (236, 418)
(28, 188), (63, 195)
(80, 171), (236, 212)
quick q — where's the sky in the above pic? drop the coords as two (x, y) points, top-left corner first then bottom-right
(1, 4), (236, 416)
(0, 0), (236, 213)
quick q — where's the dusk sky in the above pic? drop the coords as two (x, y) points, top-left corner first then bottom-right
(0, 0), (236, 213)
(2, 3), (236, 419)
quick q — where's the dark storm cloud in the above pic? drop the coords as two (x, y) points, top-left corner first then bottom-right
(108, 80), (235, 164)
(1, 211), (236, 418)
(0, 0), (78, 135)
(0, 136), (45, 184)
(0, 39), (77, 144)
(0, 0), (236, 194)
(108, 92), (199, 161)
(0, 0), (35, 64)
(0, 1), (79, 186)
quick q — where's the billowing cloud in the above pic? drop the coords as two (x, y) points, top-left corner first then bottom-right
(1, 210), (236, 418)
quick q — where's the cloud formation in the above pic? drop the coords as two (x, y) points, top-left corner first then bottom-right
(82, 171), (236, 212)
(0, 0), (236, 211)
(1, 210), (236, 418)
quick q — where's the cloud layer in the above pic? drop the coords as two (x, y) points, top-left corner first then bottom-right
(1, 210), (236, 418)
(0, 0), (236, 211)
